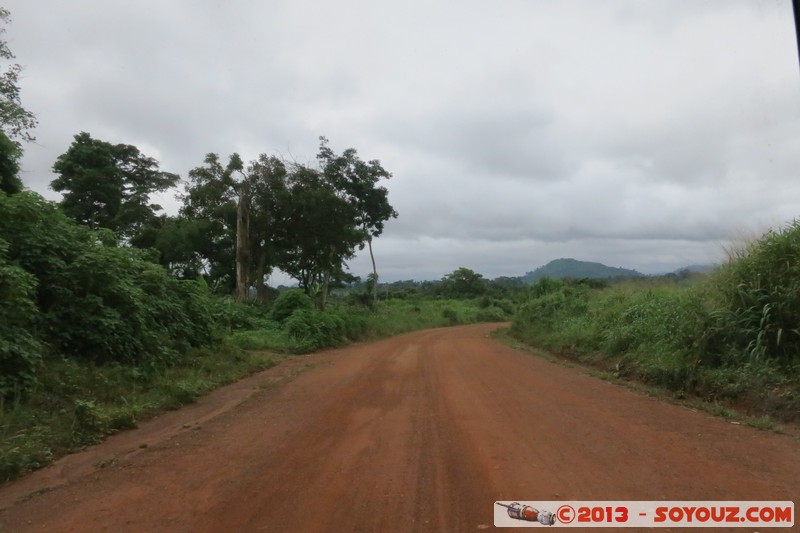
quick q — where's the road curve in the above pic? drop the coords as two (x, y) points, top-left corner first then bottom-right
(0, 324), (797, 532)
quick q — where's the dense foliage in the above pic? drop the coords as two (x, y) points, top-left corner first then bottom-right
(178, 140), (396, 306)
(0, 192), (217, 375)
(51, 132), (179, 240)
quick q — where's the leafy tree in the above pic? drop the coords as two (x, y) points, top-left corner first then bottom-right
(51, 132), (179, 240)
(182, 153), (289, 301)
(0, 8), (36, 144)
(184, 152), (257, 301)
(317, 137), (397, 306)
(278, 163), (362, 308)
(439, 267), (488, 298)
(247, 155), (290, 301)
(129, 214), (211, 279)
(181, 141), (396, 308)
(0, 130), (20, 194)
(181, 153), (238, 290)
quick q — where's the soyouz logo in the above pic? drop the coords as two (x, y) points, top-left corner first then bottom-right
(494, 501), (794, 528)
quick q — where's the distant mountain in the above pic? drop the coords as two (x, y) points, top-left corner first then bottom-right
(673, 264), (715, 274)
(521, 258), (644, 283)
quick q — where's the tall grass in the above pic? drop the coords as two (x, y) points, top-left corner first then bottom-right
(511, 220), (800, 422)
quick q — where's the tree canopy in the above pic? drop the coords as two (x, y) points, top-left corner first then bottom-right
(0, 8), (36, 144)
(51, 132), (179, 240)
(177, 141), (395, 307)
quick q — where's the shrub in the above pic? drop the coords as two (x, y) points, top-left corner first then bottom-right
(284, 309), (346, 352)
(476, 306), (507, 322)
(442, 307), (460, 326)
(271, 289), (314, 323)
(71, 399), (108, 445)
(0, 238), (42, 395)
(0, 192), (218, 367)
(211, 299), (271, 331)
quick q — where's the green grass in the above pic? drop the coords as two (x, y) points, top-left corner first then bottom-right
(0, 342), (276, 482)
(228, 298), (508, 351)
(509, 255), (800, 424)
(495, 327), (792, 434)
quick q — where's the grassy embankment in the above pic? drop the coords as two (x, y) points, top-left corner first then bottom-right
(509, 222), (800, 429)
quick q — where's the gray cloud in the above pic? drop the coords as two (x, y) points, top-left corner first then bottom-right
(5, 0), (800, 282)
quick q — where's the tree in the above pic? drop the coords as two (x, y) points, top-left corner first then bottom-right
(129, 214), (211, 279)
(247, 155), (289, 302)
(278, 163), (363, 308)
(182, 153), (242, 295)
(51, 132), (178, 240)
(181, 141), (396, 307)
(0, 8), (36, 144)
(439, 267), (488, 298)
(0, 130), (21, 194)
(181, 153), (238, 290)
(316, 137), (397, 306)
(182, 153), (289, 302)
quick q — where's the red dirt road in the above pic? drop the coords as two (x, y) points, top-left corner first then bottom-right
(0, 324), (797, 532)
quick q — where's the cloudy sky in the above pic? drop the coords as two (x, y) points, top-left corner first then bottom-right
(4, 0), (800, 283)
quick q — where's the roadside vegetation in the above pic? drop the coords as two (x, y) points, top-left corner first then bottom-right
(0, 117), (518, 482)
(0, 22), (518, 480)
(0, 250), (513, 482)
(510, 222), (800, 426)
(2, 4), (798, 489)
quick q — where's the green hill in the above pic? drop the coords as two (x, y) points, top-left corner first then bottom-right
(521, 258), (643, 283)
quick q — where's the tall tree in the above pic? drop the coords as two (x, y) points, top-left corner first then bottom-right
(317, 138), (397, 306)
(278, 163), (362, 308)
(182, 153), (288, 302)
(247, 155), (289, 302)
(181, 141), (396, 306)
(51, 132), (178, 240)
(181, 153), (240, 293)
(0, 8), (36, 144)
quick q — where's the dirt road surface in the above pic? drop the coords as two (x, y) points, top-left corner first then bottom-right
(0, 324), (797, 532)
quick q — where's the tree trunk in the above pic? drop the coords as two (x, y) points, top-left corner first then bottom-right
(255, 246), (268, 303)
(320, 270), (330, 310)
(235, 189), (250, 302)
(367, 235), (378, 307)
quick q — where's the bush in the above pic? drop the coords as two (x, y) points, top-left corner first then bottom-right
(271, 289), (314, 323)
(211, 299), (272, 331)
(72, 399), (108, 445)
(284, 309), (346, 352)
(0, 238), (42, 395)
(476, 306), (508, 323)
(0, 192), (218, 367)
